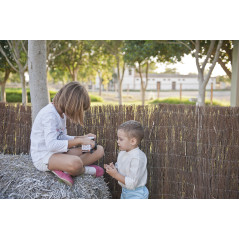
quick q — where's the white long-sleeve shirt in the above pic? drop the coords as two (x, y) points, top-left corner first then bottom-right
(30, 103), (74, 164)
(115, 147), (148, 190)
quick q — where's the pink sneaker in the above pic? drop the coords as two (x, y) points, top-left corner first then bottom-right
(52, 170), (73, 186)
(88, 165), (104, 177)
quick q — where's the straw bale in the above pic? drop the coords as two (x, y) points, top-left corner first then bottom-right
(0, 154), (110, 199)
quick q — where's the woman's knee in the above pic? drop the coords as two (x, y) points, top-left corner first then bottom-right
(96, 145), (104, 158)
(69, 156), (84, 175)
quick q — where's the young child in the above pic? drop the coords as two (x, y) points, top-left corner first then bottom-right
(30, 81), (104, 187)
(104, 120), (149, 199)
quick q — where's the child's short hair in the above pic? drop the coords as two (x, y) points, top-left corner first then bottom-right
(53, 81), (90, 125)
(118, 120), (144, 144)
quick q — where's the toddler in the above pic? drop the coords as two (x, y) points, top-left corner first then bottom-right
(104, 120), (149, 199)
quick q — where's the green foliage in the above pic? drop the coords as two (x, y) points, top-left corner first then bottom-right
(5, 88), (103, 103)
(6, 89), (31, 102)
(216, 75), (231, 83)
(149, 98), (228, 106)
(162, 67), (178, 74)
(89, 94), (103, 102)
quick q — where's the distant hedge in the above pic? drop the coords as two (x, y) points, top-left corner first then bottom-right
(5, 89), (103, 103)
(149, 97), (226, 106)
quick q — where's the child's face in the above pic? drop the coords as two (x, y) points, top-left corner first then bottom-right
(117, 129), (137, 152)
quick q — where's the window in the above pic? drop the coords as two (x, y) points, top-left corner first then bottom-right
(128, 68), (132, 75)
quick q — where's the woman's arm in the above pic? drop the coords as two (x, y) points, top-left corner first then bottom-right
(68, 136), (95, 149)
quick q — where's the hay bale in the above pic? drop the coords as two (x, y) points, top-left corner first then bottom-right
(0, 154), (111, 199)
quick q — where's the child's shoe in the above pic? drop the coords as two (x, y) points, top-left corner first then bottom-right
(85, 165), (104, 177)
(52, 170), (73, 186)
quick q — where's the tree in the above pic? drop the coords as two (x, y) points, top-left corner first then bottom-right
(28, 41), (49, 122)
(190, 40), (223, 106)
(50, 40), (95, 82)
(100, 40), (125, 104)
(166, 40), (224, 106)
(0, 40), (28, 105)
(202, 40), (232, 79)
(162, 67), (178, 74)
(0, 41), (15, 102)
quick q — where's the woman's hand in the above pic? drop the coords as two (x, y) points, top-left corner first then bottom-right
(86, 133), (96, 140)
(80, 136), (95, 148)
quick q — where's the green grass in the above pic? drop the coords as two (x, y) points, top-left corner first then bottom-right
(149, 97), (230, 106)
(4, 88), (230, 106)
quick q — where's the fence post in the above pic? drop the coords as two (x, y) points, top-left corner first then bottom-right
(211, 83), (213, 105)
(157, 82), (161, 99)
(180, 83), (182, 101)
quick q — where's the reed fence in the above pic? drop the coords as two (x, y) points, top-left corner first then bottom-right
(0, 102), (238, 199)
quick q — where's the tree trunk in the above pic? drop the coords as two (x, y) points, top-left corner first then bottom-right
(141, 82), (146, 106)
(28, 40), (49, 123)
(19, 70), (27, 105)
(0, 68), (10, 102)
(197, 80), (206, 106)
(218, 58), (232, 79)
(117, 58), (123, 105)
(1, 83), (6, 102)
(195, 40), (223, 106)
(98, 72), (102, 96)
(118, 80), (122, 105)
(73, 69), (79, 81)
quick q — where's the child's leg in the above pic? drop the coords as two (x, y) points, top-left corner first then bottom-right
(121, 186), (149, 199)
(48, 153), (84, 176)
(67, 145), (104, 166)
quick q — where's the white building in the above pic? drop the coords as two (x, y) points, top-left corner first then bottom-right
(94, 67), (217, 91)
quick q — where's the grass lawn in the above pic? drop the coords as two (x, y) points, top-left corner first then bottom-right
(3, 88), (230, 107)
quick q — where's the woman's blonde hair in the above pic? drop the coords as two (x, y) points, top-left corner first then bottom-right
(53, 81), (90, 125)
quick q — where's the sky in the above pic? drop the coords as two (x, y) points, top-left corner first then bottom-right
(156, 54), (228, 76)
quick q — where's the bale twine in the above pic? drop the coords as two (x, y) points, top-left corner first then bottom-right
(0, 154), (111, 199)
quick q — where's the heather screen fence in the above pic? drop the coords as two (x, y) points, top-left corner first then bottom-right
(0, 102), (239, 199)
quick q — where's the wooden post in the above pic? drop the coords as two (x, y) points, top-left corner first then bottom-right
(180, 83), (182, 101)
(231, 40), (239, 106)
(210, 83), (213, 105)
(157, 82), (161, 99)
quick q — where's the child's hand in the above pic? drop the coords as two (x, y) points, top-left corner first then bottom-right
(109, 162), (114, 168)
(104, 164), (110, 170)
(104, 163), (114, 170)
(105, 164), (118, 178)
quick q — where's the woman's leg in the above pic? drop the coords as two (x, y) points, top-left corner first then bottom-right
(48, 153), (84, 176)
(67, 145), (104, 166)
(48, 145), (104, 176)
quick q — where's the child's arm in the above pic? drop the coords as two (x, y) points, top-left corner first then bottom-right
(104, 164), (125, 185)
(68, 136), (95, 149)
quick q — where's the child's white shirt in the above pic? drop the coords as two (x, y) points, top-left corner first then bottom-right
(30, 103), (74, 164)
(115, 147), (147, 190)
